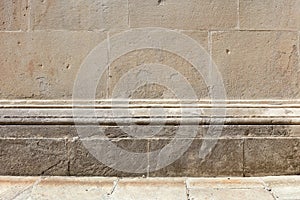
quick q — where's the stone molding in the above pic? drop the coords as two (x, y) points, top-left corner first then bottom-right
(1, 100), (300, 125)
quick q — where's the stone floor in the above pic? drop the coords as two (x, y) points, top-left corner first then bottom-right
(0, 176), (299, 200)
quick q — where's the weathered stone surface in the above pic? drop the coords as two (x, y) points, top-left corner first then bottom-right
(0, 0), (28, 31)
(69, 139), (148, 176)
(31, 177), (115, 200)
(0, 0), (300, 179)
(212, 31), (300, 99)
(104, 125), (295, 139)
(181, 31), (209, 51)
(187, 177), (274, 200)
(0, 31), (107, 99)
(194, 125), (293, 138)
(0, 125), (77, 138)
(149, 139), (243, 177)
(240, 0), (300, 30)
(0, 139), (68, 176)
(108, 30), (210, 99)
(244, 138), (300, 176)
(0, 176), (39, 200)
(188, 188), (274, 200)
(31, 0), (128, 31)
(128, 0), (238, 30)
(1, 176), (300, 199)
(0, 125), (131, 139)
(0, 125), (296, 139)
(187, 177), (264, 189)
(290, 126), (300, 137)
(263, 176), (300, 200)
(109, 178), (187, 200)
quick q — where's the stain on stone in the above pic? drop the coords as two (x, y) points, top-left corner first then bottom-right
(157, 0), (165, 6)
(27, 60), (35, 76)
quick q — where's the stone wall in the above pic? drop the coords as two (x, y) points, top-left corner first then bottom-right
(0, 0), (299, 177)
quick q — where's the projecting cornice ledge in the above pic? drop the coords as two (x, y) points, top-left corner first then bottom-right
(1, 100), (300, 125)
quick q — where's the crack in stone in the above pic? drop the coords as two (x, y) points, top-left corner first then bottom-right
(242, 138), (246, 177)
(286, 45), (297, 72)
(107, 178), (119, 196)
(185, 180), (191, 200)
(66, 138), (71, 176)
(41, 160), (62, 175)
(259, 178), (279, 200)
(9, 177), (44, 200)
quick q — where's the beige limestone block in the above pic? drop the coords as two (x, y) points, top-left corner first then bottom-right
(240, 0), (300, 30)
(212, 31), (300, 99)
(188, 188), (274, 200)
(107, 31), (210, 100)
(0, 0), (28, 31)
(109, 178), (187, 200)
(31, 0), (128, 31)
(31, 177), (115, 200)
(263, 176), (300, 200)
(128, 0), (238, 30)
(187, 177), (264, 189)
(0, 31), (107, 99)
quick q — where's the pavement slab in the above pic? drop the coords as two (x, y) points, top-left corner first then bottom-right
(262, 176), (300, 200)
(0, 176), (299, 200)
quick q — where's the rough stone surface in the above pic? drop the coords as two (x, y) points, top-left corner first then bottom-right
(0, 176), (39, 199)
(128, 0), (238, 30)
(0, 125), (296, 139)
(31, 177), (115, 200)
(0, 0), (28, 31)
(244, 138), (300, 176)
(68, 139), (148, 177)
(240, 0), (300, 30)
(187, 177), (274, 199)
(193, 125), (293, 138)
(187, 177), (265, 189)
(31, 0), (128, 31)
(101, 125), (297, 139)
(108, 30), (209, 99)
(109, 178), (187, 200)
(188, 188), (274, 200)
(149, 139), (243, 177)
(0, 0), (300, 178)
(0, 125), (77, 138)
(0, 139), (68, 176)
(0, 31), (107, 99)
(212, 31), (300, 99)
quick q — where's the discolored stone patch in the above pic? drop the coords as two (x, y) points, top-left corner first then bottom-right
(0, 0), (28, 31)
(240, 0), (300, 30)
(30, 0), (128, 31)
(212, 31), (300, 99)
(244, 138), (300, 176)
(148, 138), (244, 177)
(68, 138), (148, 176)
(0, 139), (68, 176)
(128, 0), (238, 30)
